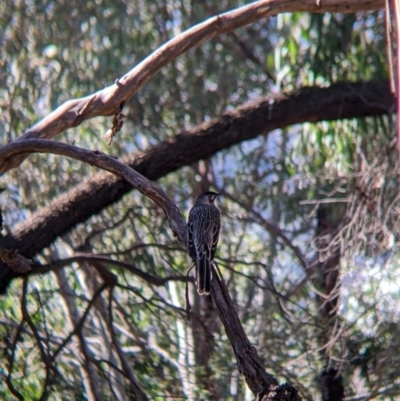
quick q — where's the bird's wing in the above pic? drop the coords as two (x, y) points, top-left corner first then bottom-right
(196, 218), (217, 294)
(210, 215), (220, 260)
(187, 211), (196, 262)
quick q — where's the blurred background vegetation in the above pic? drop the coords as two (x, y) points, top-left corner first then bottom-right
(0, 1), (398, 400)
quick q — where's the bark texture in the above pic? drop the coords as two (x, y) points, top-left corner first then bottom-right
(0, 0), (384, 174)
(0, 80), (393, 292)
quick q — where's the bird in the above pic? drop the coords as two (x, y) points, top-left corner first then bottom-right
(187, 191), (221, 295)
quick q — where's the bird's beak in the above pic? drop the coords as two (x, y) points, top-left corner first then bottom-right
(214, 193), (221, 202)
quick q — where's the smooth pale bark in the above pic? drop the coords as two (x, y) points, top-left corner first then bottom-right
(0, 0), (384, 174)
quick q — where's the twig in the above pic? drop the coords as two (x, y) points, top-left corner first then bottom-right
(33, 253), (186, 285)
(5, 322), (25, 400)
(52, 282), (109, 360)
(21, 277), (54, 400)
(108, 288), (149, 401)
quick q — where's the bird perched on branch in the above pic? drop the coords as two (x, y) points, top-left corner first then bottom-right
(187, 191), (221, 295)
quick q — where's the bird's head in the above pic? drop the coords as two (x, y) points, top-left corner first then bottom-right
(196, 191), (221, 205)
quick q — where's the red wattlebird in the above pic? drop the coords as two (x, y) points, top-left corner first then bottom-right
(187, 191), (221, 295)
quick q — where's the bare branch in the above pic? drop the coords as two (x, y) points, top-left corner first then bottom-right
(21, 277), (54, 400)
(108, 289), (149, 401)
(33, 253), (187, 285)
(209, 269), (302, 399)
(5, 322), (25, 401)
(52, 280), (109, 361)
(221, 191), (309, 271)
(0, 80), (393, 292)
(0, 0), (384, 174)
(0, 139), (187, 244)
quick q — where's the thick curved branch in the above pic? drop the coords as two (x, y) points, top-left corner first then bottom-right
(0, 140), (187, 245)
(0, 81), (392, 401)
(0, 80), (393, 292)
(0, 0), (384, 174)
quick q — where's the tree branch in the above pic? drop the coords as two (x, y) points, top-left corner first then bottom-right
(0, 140), (187, 245)
(108, 289), (149, 401)
(0, 0), (384, 174)
(0, 82), (389, 400)
(0, 80), (393, 292)
(211, 272), (278, 393)
(33, 254), (187, 286)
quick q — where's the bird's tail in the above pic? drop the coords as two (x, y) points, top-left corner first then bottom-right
(196, 253), (212, 295)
